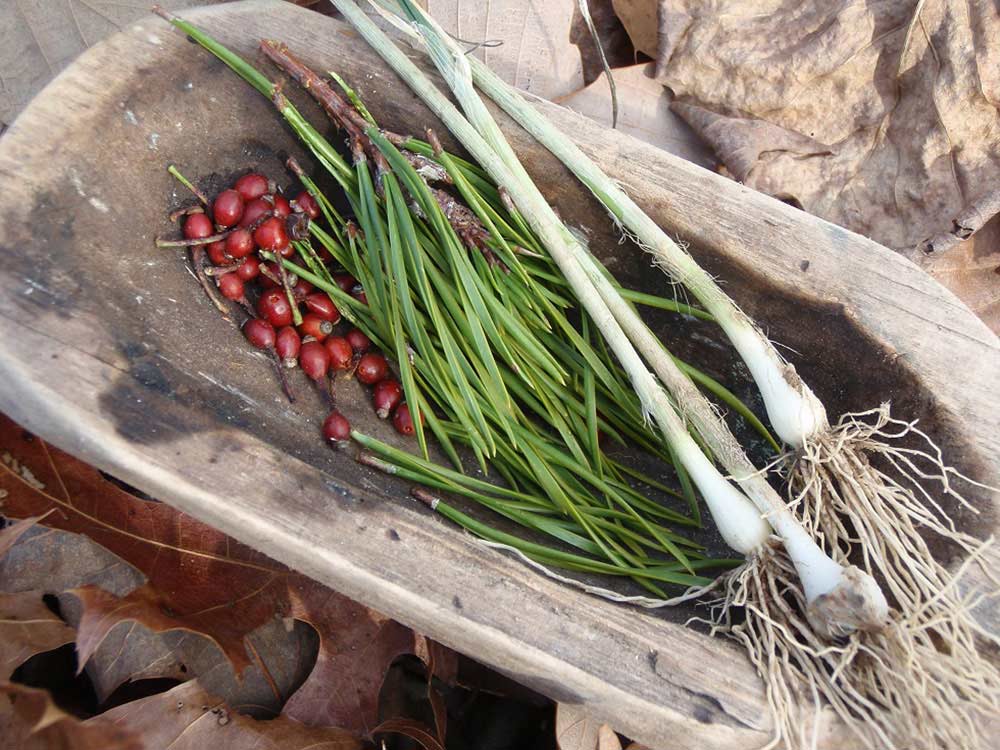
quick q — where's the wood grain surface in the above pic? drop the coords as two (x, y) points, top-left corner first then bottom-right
(0, 0), (222, 128)
(0, 2), (997, 748)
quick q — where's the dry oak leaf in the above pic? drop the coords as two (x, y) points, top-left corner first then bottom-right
(0, 413), (454, 733)
(2, 519), (318, 718)
(423, 0), (633, 101)
(556, 703), (621, 750)
(0, 515), (77, 683)
(560, 62), (716, 167)
(656, 0), (1000, 262)
(612, 0), (658, 57)
(92, 679), (362, 750)
(598, 724), (623, 750)
(0, 681), (141, 750)
(0, 592), (76, 680)
(73, 611), (319, 718)
(927, 212), (1000, 332)
(0, 516), (48, 559)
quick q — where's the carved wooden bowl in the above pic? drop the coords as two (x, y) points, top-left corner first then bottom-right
(1, 3), (996, 747)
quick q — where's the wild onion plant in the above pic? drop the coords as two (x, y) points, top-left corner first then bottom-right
(322, 2), (1000, 748)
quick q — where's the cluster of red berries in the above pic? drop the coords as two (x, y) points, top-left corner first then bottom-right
(178, 171), (416, 445)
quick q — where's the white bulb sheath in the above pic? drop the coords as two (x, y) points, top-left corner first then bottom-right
(727, 325), (828, 448)
(672, 432), (771, 555)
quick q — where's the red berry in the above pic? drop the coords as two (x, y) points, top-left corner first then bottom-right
(206, 240), (228, 265)
(217, 272), (244, 300)
(236, 255), (260, 281)
(294, 191), (320, 219)
(183, 212), (214, 239)
(346, 328), (371, 354)
(254, 217), (289, 252)
(373, 379), (403, 419)
(240, 198), (271, 228)
(225, 228), (254, 259)
(356, 353), (389, 385)
(235, 173), (269, 201)
(271, 195), (291, 219)
(325, 337), (353, 370)
(213, 189), (244, 228)
(291, 278), (314, 299)
(333, 274), (357, 293)
(393, 403), (417, 436)
(303, 293), (340, 322)
(275, 326), (301, 366)
(243, 318), (275, 349)
(352, 288), (368, 306)
(257, 289), (293, 327)
(298, 313), (333, 342)
(299, 340), (330, 381)
(322, 411), (351, 443)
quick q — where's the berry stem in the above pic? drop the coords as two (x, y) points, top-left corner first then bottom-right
(170, 204), (205, 222)
(204, 259), (246, 276)
(167, 164), (210, 206)
(156, 229), (235, 248)
(189, 246), (232, 320)
(270, 347), (295, 403)
(275, 258), (304, 326)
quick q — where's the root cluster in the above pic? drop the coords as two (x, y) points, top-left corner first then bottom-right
(706, 406), (1000, 750)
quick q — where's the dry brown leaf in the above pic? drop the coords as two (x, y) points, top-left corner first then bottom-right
(611, 0), (658, 57)
(554, 702), (621, 750)
(928, 212), (1000, 332)
(2, 525), (144, 598)
(423, 0), (585, 100)
(556, 703), (617, 750)
(0, 516), (45, 559)
(0, 414), (455, 733)
(560, 62), (716, 167)
(2, 522), (323, 719)
(0, 592), (75, 680)
(67, 604), (318, 718)
(656, 0), (1000, 262)
(423, 0), (632, 101)
(598, 723), (623, 750)
(92, 679), (363, 750)
(0, 682), (141, 750)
